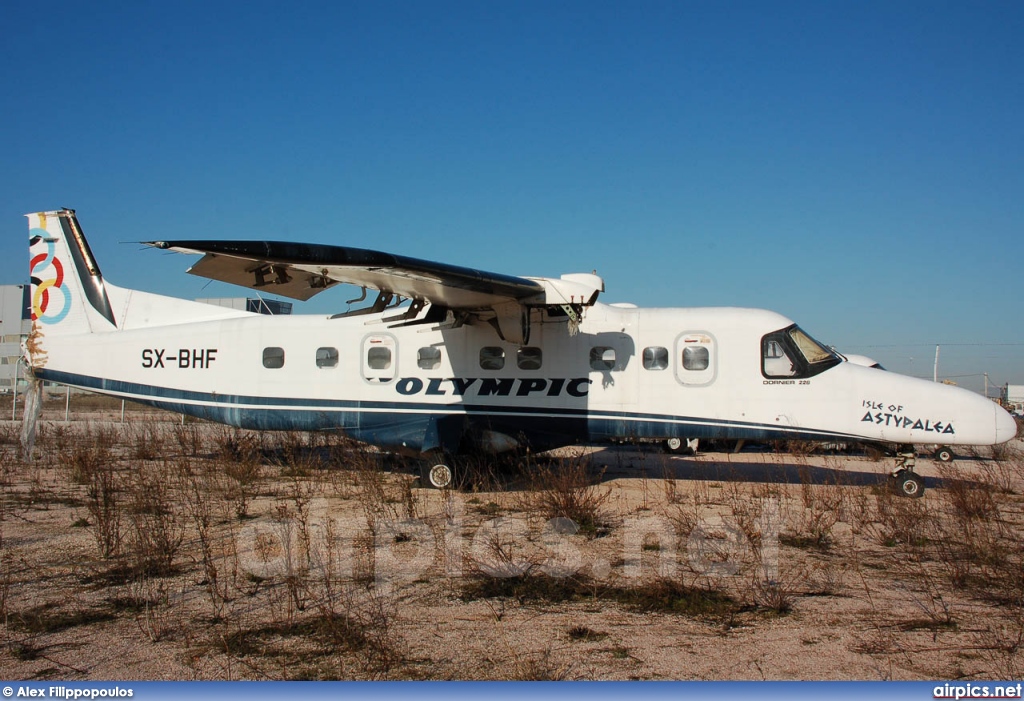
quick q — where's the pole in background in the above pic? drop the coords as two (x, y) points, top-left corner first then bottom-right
(933, 345), (940, 383)
(12, 357), (19, 421)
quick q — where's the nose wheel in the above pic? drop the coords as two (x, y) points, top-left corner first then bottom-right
(890, 470), (924, 498)
(889, 445), (925, 498)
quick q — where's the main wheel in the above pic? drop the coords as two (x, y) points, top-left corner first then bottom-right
(422, 462), (453, 489)
(664, 437), (686, 454)
(891, 470), (925, 498)
(934, 446), (955, 463)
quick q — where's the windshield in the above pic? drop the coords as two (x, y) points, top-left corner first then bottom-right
(788, 327), (838, 365)
(761, 325), (841, 379)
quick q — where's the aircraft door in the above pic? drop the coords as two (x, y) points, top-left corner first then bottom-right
(362, 334), (397, 384)
(586, 332), (638, 407)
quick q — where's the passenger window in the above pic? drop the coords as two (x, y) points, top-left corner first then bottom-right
(362, 335), (396, 383)
(675, 333), (716, 386)
(517, 347), (542, 370)
(316, 347), (339, 368)
(683, 346), (710, 371)
(418, 347), (442, 370)
(480, 347), (505, 370)
(367, 347), (392, 370)
(590, 346), (616, 371)
(263, 347), (285, 369)
(643, 347), (668, 371)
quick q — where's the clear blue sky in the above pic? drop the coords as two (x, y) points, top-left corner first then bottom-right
(2, 1), (1022, 394)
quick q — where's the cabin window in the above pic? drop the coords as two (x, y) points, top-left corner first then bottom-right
(761, 325), (841, 379)
(675, 332), (717, 386)
(683, 346), (710, 371)
(643, 347), (668, 371)
(418, 347), (442, 370)
(367, 346), (392, 370)
(590, 346), (616, 371)
(517, 347), (543, 370)
(480, 347), (505, 370)
(316, 347), (339, 368)
(362, 334), (397, 383)
(262, 347), (285, 369)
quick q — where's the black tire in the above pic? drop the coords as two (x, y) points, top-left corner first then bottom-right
(891, 470), (925, 498)
(420, 462), (454, 489)
(664, 437), (686, 454)
(934, 446), (955, 463)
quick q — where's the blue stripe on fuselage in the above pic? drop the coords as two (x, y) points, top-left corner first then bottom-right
(35, 369), (865, 451)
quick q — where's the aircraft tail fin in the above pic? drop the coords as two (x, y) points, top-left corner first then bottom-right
(27, 209), (118, 336)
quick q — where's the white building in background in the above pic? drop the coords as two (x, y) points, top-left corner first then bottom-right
(197, 298), (293, 315)
(1004, 385), (1024, 414)
(0, 285), (31, 394)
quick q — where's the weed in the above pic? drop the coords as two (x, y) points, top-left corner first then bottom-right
(524, 453), (610, 536)
(172, 422), (205, 457)
(84, 464), (122, 559)
(8, 602), (116, 634)
(611, 578), (739, 618)
(8, 640), (42, 661)
(178, 456), (230, 616)
(218, 429), (264, 519)
(123, 422), (166, 461)
(567, 625), (608, 642)
(125, 462), (184, 576)
(461, 573), (594, 603)
(475, 501), (502, 516)
(872, 486), (930, 547)
(748, 574), (795, 615)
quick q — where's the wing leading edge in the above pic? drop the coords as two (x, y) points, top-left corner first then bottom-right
(145, 239), (604, 343)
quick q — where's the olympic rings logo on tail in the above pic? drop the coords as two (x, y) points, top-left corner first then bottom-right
(29, 229), (72, 324)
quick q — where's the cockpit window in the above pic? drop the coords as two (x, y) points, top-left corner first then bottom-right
(789, 327), (835, 365)
(761, 325), (840, 379)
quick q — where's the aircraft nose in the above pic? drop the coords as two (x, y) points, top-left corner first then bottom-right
(995, 405), (1019, 445)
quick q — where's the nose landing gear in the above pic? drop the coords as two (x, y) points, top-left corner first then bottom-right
(889, 445), (925, 498)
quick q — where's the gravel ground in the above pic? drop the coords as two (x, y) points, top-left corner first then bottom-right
(1, 412), (1023, 680)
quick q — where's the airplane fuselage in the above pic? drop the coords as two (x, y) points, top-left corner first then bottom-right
(32, 298), (1013, 455)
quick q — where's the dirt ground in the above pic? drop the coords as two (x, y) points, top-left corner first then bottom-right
(2, 400), (1024, 680)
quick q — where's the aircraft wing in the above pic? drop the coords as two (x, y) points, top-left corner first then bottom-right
(146, 240), (553, 305)
(145, 239), (604, 341)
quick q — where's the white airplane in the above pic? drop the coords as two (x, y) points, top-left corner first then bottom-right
(23, 209), (1016, 496)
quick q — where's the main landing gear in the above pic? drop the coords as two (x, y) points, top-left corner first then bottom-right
(664, 437), (699, 455)
(889, 445), (925, 498)
(420, 461), (454, 489)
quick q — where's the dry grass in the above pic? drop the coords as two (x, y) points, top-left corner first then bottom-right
(2, 407), (1024, 679)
